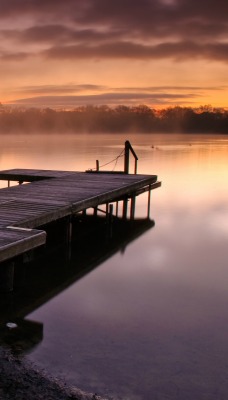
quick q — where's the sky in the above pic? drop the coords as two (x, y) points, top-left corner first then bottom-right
(0, 0), (228, 109)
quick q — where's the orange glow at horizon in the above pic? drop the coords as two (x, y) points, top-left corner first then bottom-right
(1, 58), (227, 110)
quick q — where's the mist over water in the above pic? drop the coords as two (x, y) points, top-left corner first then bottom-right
(1, 132), (228, 399)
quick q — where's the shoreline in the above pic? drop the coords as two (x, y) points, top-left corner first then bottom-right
(0, 347), (110, 400)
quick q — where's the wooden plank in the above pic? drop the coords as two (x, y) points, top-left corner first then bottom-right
(0, 168), (161, 262)
(0, 227), (46, 263)
(0, 169), (77, 181)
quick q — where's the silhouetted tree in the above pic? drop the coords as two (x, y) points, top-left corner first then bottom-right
(0, 104), (227, 134)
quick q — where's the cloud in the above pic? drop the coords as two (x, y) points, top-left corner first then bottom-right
(1, 40), (227, 63)
(12, 84), (107, 95)
(0, 51), (29, 61)
(116, 85), (226, 92)
(77, 0), (228, 41)
(5, 82), (223, 108)
(0, 0), (78, 19)
(13, 83), (222, 97)
(1, 0), (227, 31)
(7, 82), (223, 108)
(0, 0), (227, 63)
(7, 91), (199, 108)
(41, 41), (228, 62)
(0, 26), (124, 45)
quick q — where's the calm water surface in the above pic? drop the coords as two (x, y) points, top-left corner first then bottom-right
(1, 133), (228, 400)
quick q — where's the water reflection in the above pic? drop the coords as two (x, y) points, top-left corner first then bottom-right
(0, 133), (228, 399)
(0, 214), (154, 356)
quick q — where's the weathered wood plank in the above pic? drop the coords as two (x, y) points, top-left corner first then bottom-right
(0, 227), (46, 263)
(0, 168), (161, 262)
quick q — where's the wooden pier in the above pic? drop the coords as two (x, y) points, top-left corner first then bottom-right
(0, 168), (161, 269)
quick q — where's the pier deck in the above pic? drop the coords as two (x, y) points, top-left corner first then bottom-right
(0, 168), (161, 263)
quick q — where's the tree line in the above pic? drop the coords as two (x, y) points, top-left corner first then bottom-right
(0, 104), (227, 134)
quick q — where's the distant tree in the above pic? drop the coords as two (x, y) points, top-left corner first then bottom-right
(0, 104), (227, 134)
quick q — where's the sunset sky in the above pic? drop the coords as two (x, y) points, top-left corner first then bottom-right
(0, 0), (227, 109)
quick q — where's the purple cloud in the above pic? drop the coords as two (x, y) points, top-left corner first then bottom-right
(41, 41), (228, 62)
(0, 0), (227, 62)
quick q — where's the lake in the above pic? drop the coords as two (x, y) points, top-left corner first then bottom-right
(1, 132), (228, 400)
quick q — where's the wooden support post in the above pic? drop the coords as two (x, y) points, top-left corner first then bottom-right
(130, 196), (136, 220)
(109, 204), (113, 221)
(23, 250), (34, 263)
(66, 217), (72, 243)
(124, 141), (130, 174)
(107, 204), (114, 238)
(147, 186), (151, 219)
(122, 199), (128, 219)
(8, 180), (10, 187)
(65, 216), (72, 261)
(96, 160), (99, 171)
(116, 201), (119, 217)
(93, 207), (98, 216)
(106, 203), (109, 217)
(105, 204), (113, 239)
(0, 261), (15, 293)
(124, 140), (138, 174)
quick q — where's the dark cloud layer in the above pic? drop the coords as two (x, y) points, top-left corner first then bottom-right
(13, 84), (106, 95)
(0, 0), (227, 63)
(8, 82), (221, 108)
(41, 41), (228, 62)
(12, 83), (222, 97)
(8, 90), (199, 108)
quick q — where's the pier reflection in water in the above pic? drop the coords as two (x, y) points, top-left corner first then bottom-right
(0, 212), (154, 355)
(0, 134), (228, 399)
